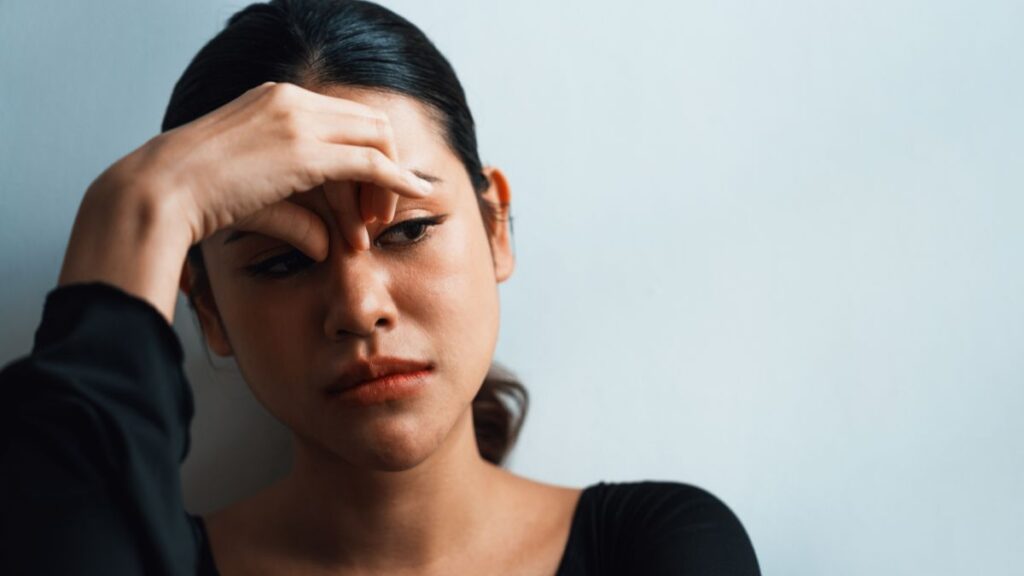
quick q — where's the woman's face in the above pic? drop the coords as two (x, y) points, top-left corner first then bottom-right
(189, 87), (514, 471)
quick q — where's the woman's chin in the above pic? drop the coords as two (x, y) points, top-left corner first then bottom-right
(343, 419), (452, 472)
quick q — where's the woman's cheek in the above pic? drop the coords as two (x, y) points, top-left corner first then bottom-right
(415, 222), (496, 322)
(419, 223), (501, 372)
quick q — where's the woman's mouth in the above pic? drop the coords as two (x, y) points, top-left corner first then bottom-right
(328, 368), (433, 406)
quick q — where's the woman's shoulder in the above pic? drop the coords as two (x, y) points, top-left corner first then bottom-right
(580, 479), (745, 523)
(566, 479), (761, 575)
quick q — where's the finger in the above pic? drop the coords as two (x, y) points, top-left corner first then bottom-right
(229, 199), (330, 261)
(311, 110), (400, 162)
(292, 88), (396, 122)
(269, 87), (401, 164)
(365, 183), (399, 224)
(310, 109), (404, 217)
(381, 192), (399, 224)
(311, 144), (433, 199)
(323, 179), (370, 251)
(359, 182), (377, 224)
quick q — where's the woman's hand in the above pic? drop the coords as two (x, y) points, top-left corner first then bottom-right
(59, 81), (432, 323)
(125, 81), (432, 256)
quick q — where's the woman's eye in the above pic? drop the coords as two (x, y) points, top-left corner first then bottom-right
(374, 216), (444, 249)
(243, 250), (314, 279)
(242, 216), (444, 280)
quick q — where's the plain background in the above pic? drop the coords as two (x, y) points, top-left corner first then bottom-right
(2, 1), (1022, 574)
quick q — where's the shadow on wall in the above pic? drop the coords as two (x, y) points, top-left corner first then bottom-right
(175, 298), (293, 516)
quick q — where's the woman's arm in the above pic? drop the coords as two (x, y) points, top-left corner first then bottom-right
(58, 171), (193, 325)
(0, 81), (432, 575)
(0, 281), (200, 575)
(57, 82), (434, 325)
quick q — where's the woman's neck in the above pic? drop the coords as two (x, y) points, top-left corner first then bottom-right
(268, 407), (512, 574)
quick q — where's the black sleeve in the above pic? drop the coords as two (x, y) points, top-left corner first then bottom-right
(572, 481), (761, 575)
(0, 282), (202, 575)
(630, 482), (761, 576)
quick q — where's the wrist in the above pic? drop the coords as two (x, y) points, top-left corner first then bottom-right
(108, 137), (203, 247)
(59, 175), (194, 325)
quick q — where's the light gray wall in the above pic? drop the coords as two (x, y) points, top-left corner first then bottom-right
(2, 1), (1022, 574)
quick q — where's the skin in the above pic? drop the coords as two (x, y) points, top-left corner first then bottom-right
(181, 87), (582, 575)
(59, 80), (437, 324)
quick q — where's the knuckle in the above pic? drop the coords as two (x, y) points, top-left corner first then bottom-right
(285, 134), (303, 157)
(273, 81), (297, 97)
(254, 81), (277, 94)
(290, 139), (317, 168)
(362, 148), (388, 176)
(292, 161), (321, 192)
(371, 114), (392, 141)
(287, 142), (320, 186)
(280, 110), (306, 141)
(298, 214), (321, 248)
(265, 82), (298, 108)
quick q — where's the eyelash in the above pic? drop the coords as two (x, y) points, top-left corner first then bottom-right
(243, 215), (445, 279)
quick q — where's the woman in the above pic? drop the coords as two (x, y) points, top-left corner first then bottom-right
(0, 0), (760, 574)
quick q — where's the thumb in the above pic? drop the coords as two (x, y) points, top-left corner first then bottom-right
(323, 179), (370, 251)
(231, 200), (331, 261)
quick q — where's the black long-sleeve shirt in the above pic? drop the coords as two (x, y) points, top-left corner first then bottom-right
(1, 282), (760, 575)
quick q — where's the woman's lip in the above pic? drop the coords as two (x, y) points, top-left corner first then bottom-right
(328, 357), (434, 393)
(328, 368), (433, 406)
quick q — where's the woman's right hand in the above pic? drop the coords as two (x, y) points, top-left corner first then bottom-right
(104, 81), (434, 258)
(59, 81), (433, 323)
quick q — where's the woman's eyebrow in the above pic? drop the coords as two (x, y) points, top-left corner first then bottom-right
(223, 171), (443, 246)
(410, 169), (443, 184)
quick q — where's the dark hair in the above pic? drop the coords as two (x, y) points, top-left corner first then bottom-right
(162, 0), (527, 466)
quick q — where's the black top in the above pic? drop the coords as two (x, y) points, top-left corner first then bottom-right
(1, 282), (760, 575)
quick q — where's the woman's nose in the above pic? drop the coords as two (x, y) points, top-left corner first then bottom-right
(321, 247), (398, 340)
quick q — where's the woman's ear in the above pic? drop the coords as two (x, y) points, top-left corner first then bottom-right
(179, 261), (234, 357)
(481, 166), (515, 283)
